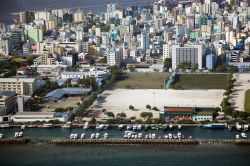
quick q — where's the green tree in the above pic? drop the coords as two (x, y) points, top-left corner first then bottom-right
(129, 105), (134, 110)
(164, 58), (172, 69)
(106, 112), (115, 118)
(215, 64), (227, 73)
(140, 112), (147, 120)
(152, 106), (159, 111)
(117, 112), (127, 118)
(146, 104), (151, 110)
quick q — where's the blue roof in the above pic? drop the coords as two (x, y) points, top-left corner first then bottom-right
(44, 88), (92, 100)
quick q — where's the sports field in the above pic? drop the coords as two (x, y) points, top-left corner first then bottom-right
(171, 74), (229, 89)
(111, 72), (170, 89)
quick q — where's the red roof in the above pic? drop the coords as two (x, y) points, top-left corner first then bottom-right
(164, 107), (194, 112)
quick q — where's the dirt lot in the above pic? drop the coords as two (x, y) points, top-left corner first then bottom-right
(90, 89), (224, 118)
(40, 97), (81, 112)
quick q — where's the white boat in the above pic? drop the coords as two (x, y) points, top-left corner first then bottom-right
(138, 133), (142, 139)
(118, 124), (124, 130)
(80, 133), (85, 139)
(0, 124), (11, 128)
(136, 125), (142, 131)
(151, 133), (156, 139)
(90, 133), (95, 139)
(0, 133), (3, 138)
(173, 135), (177, 139)
(104, 124), (109, 130)
(70, 134), (74, 139)
(96, 124), (105, 130)
(27, 125), (37, 128)
(132, 125), (137, 131)
(21, 125), (26, 130)
(124, 131), (135, 138)
(18, 132), (23, 137)
(134, 134), (138, 139)
(104, 133), (108, 139)
(177, 132), (182, 139)
(43, 123), (53, 128)
(178, 125), (182, 130)
(83, 122), (89, 130)
(95, 133), (100, 139)
(189, 136), (193, 139)
(62, 122), (71, 128)
(164, 135), (169, 139)
(241, 133), (247, 139)
(243, 124), (249, 131)
(126, 125), (132, 130)
(236, 123), (242, 131)
(168, 133), (173, 139)
(145, 134), (149, 139)
(169, 124), (173, 129)
(236, 135), (240, 139)
(14, 132), (19, 138)
(73, 134), (78, 139)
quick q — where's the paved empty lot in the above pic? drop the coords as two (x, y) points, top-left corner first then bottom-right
(230, 73), (250, 111)
(90, 89), (225, 118)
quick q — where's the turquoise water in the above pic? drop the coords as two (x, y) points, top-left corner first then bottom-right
(0, 144), (250, 166)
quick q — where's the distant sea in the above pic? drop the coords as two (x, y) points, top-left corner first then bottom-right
(0, 0), (159, 23)
(0, 144), (250, 166)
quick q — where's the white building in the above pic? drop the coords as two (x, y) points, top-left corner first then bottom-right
(107, 48), (122, 67)
(172, 44), (204, 69)
(11, 112), (69, 122)
(163, 43), (172, 60)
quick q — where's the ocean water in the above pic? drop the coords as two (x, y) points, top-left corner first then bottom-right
(0, 144), (250, 166)
(0, 0), (157, 22)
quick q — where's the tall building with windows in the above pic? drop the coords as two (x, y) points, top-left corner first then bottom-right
(107, 48), (122, 67)
(172, 44), (204, 69)
(206, 54), (216, 70)
(140, 30), (149, 51)
(0, 91), (16, 115)
(163, 43), (172, 60)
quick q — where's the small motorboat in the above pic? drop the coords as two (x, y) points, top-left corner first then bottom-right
(118, 124), (124, 130)
(21, 125), (26, 130)
(162, 124), (168, 130)
(145, 134), (149, 139)
(132, 125), (137, 131)
(80, 133), (85, 139)
(90, 133), (95, 139)
(164, 135), (169, 139)
(96, 124), (104, 130)
(168, 133), (173, 139)
(169, 123), (173, 129)
(27, 125), (37, 128)
(138, 133), (142, 139)
(178, 125), (182, 130)
(177, 132), (182, 139)
(236, 135), (240, 139)
(104, 133), (108, 139)
(241, 133), (247, 139)
(83, 122), (89, 130)
(95, 133), (100, 139)
(104, 124), (109, 130)
(70, 134), (74, 139)
(18, 132), (23, 137)
(14, 132), (19, 138)
(151, 133), (156, 139)
(137, 125), (142, 131)
(243, 124), (249, 131)
(0, 133), (3, 139)
(236, 123), (242, 131)
(73, 134), (78, 139)
(126, 125), (132, 130)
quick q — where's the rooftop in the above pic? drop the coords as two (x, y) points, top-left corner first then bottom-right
(0, 91), (16, 97)
(164, 107), (194, 112)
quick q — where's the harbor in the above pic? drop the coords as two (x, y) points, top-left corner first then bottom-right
(0, 123), (250, 145)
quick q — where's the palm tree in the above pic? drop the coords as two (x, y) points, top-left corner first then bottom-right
(146, 104), (151, 110)
(129, 105), (134, 110)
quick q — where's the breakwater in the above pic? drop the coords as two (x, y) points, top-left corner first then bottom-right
(2, 138), (250, 145)
(0, 138), (30, 145)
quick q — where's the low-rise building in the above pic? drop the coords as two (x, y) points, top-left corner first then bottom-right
(0, 78), (37, 96)
(11, 111), (69, 122)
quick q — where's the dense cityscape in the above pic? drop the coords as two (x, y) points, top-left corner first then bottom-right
(0, 0), (250, 162)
